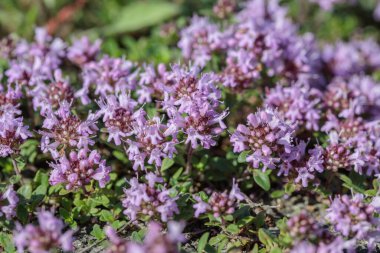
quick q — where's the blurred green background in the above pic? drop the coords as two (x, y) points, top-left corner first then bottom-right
(0, 0), (379, 63)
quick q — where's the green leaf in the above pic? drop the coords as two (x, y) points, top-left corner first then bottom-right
(270, 190), (284, 199)
(198, 232), (210, 253)
(237, 216), (255, 228)
(91, 224), (105, 240)
(112, 150), (128, 164)
(253, 169), (271, 191)
(209, 234), (227, 246)
(161, 157), (175, 172)
(100, 210), (114, 222)
(0, 232), (16, 253)
(17, 184), (32, 200)
(33, 171), (49, 187)
(255, 211), (266, 229)
(258, 229), (276, 249)
(226, 224), (239, 235)
(9, 175), (21, 184)
(238, 151), (250, 163)
(16, 205), (28, 224)
(270, 247), (282, 253)
(101, 1), (180, 36)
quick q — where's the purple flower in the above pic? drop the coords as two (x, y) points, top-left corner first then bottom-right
(121, 109), (178, 170)
(30, 69), (74, 115)
(122, 173), (179, 222)
(277, 141), (325, 187)
(213, 0), (236, 18)
(323, 76), (380, 119)
(105, 221), (185, 253)
(137, 63), (170, 104)
(76, 56), (138, 104)
(287, 211), (327, 242)
(0, 186), (19, 219)
(0, 88), (32, 157)
(193, 179), (244, 218)
(67, 36), (101, 66)
(5, 28), (66, 87)
(13, 211), (73, 253)
(178, 16), (225, 67)
(231, 107), (294, 171)
(97, 93), (138, 146)
(39, 101), (98, 158)
(49, 149), (111, 190)
(264, 81), (323, 131)
(327, 194), (379, 239)
(322, 39), (380, 78)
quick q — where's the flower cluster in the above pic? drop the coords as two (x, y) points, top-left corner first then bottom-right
(5, 28), (65, 86)
(326, 194), (380, 241)
(163, 65), (227, 150)
(49, 149), (111, 190)
(322, 39), (380, 78)
(193, 179), (244, 218)
(39, 101), (98, 158)
(30, 69), (75, 114)
(0, 186), (18, 219)
(105, 221), (185, 253)
(77, 56), (138, 104)
(231, 107), (294, 171)
(13, 211), (73, 253)
(67, 36), (101, 67)
(122, 173), (179, 222)
(180, 0), (323, 90)
(264, 81), (323, 131)
(0, 85), (31, 157)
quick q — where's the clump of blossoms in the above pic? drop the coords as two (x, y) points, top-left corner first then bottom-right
(264, 81), (323, 131)
(322, 39), (380, 78)
(231, 107), (294, 171)
(67, 36), (101, 67)
(124, 110), (178, 170)
(137, 63), (171, 103)
(163, 65), (228, 150)
(321, 132), (353, 173)
(122, 173), (179, 222)
(105, 221), (185, 253)
(326, 194), (380, 249)
(0, 186), (19, 219)
(49, 149), (111, 190)
(322, 76), (380, 119)
(179, 0), (323, 90)
(287, 211), (326, 242)
(39, 101), (98, 158)
(285, 211), (354, 253)
(30, 69), (75, 114)
(76, 55), (138, 104)
(213, 0), (236, 18)
(5, 28), (66, 87)
(290, 237), (354, 253)
(193, 179), (244, 218)
(178, 16), (225, 67)
(350, 123), (380, 176)
(97, 93), (138, 146)
(0, 85), (31, 157)
(278, 141), (325, 187)
(13, 211), (73, 253)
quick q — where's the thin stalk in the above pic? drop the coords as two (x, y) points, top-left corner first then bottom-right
(185, 143), (193, 175)
(11, 156), (24, 184)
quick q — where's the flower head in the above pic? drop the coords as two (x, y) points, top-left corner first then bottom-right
(49, 149), (111, 190)
(13, 211), (73, 253)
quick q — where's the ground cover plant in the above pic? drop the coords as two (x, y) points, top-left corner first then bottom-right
(1, 0), (380, 252)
